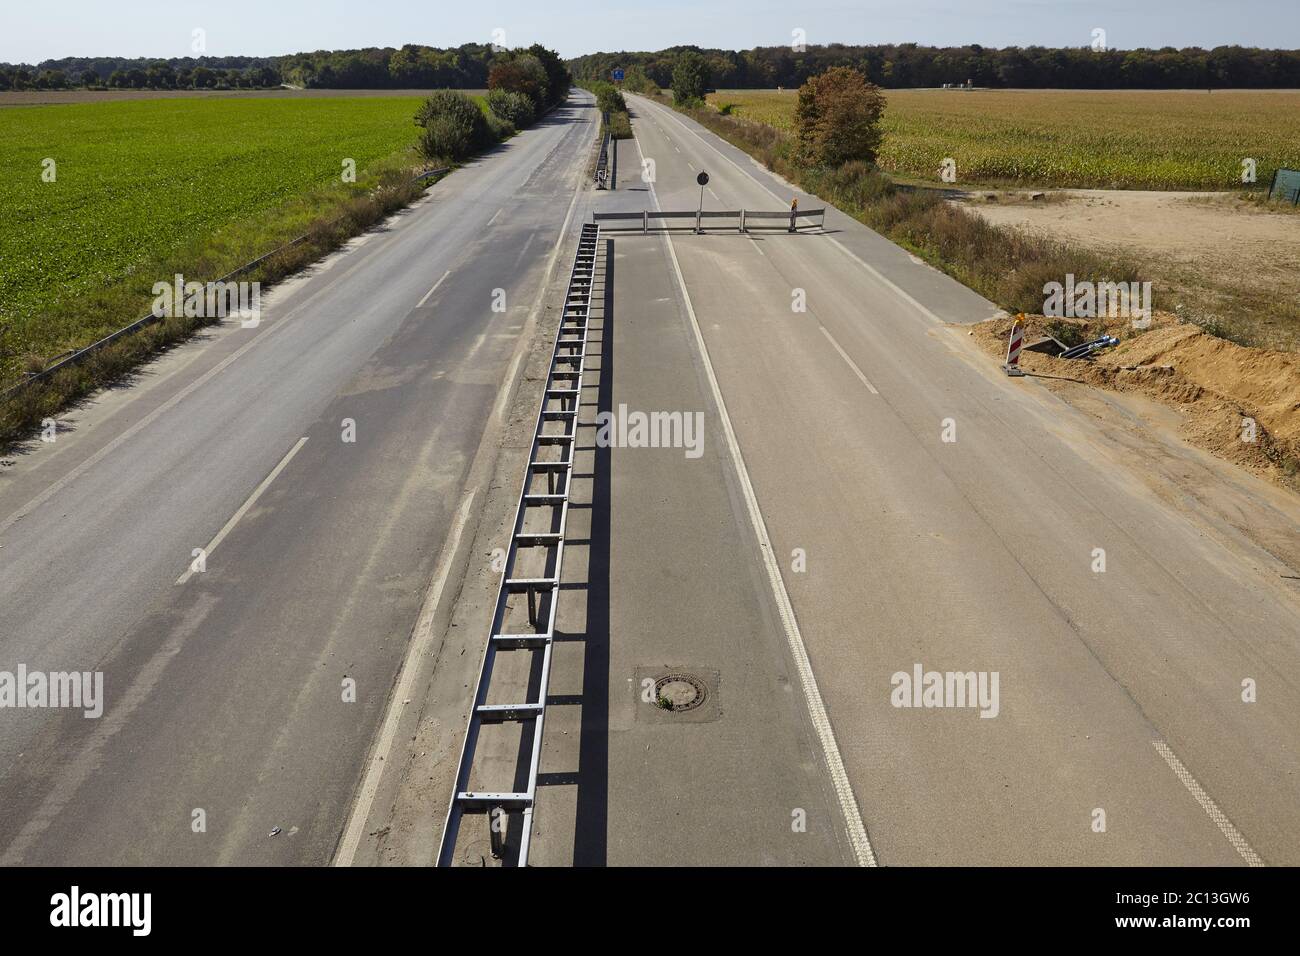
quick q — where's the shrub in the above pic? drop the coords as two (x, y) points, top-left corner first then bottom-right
(487, 88), (535, 128)
(485, 110), (516, 142)
(795, 67), (887, 168)
(590, 81), (626, 115)
(488, 54), (550, 112)
(672, 52), (709, 108)
(607, 111), (633, 140)
(621, 66), (658, 95)
(414, 90), (491, 162)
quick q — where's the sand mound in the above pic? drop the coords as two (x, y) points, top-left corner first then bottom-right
(968, 312), (1300, 489)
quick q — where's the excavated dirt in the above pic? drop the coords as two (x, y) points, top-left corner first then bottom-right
(968, 311), (1300, 491)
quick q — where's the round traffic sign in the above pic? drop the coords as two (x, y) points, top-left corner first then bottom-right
(696, 171), (709, 186)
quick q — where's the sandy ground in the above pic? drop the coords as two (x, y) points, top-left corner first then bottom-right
(962, 188), (1300, 299)
(968, 312), (1300, 493)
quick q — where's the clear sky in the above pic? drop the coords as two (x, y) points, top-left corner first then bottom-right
(4, 0), (1298, 64)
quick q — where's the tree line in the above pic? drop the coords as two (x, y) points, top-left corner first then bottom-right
(568, 43), (1300, 90)
(0, 56), (281, 91)
(0, 43), (568, 92)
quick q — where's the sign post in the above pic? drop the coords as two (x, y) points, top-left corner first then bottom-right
(695, 171), (709, 234)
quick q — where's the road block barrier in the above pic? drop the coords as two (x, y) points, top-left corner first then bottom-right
(1003, 315), (1027, 377)
(592, 208), (825, 234)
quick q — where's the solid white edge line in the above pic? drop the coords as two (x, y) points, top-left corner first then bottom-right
(819, 325), (880, 395)
(334, 113), (593, 866)
(631, 93), (946, 327)
(1152, 741), (1265, 867)
(175, 436), (308, 585)
(633, 130), (877, 867)
(333, 488), (478, 867)
(417, 270), (452, 307)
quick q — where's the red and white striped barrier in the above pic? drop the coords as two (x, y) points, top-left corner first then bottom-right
(1003, 315), (1027, 377)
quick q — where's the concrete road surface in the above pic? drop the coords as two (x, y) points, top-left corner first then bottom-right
(0, 91), (597, 864)
(601, 92), (1300, 865)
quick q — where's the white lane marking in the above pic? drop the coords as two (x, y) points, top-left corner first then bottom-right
(417, 270), (452, 308)
(823, 236), (944, 327)
(175, 436), (308, 585)
(633, 94), (945, 327)
(687, 161), (696, 171)
(818, 326), (880, 395)
(707, 187), (720, 202)
(673, 145), (680, 153)
(333, 488), (478, 866)
(634, 131), (877, 867)
(1152, 741), (1264, 866)
(487, 207), (504, 227)
(0, 309), (309, 539)
(492, 349), (526, 426)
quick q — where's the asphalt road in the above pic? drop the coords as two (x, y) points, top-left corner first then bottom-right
(7, 84), (1299, 869)
(612, 92), (1300, 865)
(0, 91), (597, 864)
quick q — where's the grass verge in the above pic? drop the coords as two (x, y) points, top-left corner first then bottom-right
(0, 154), (435, 448)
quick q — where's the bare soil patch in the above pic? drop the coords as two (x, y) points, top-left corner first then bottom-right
(961, 189), (1300, 350)
(967, 311), (1300, 491)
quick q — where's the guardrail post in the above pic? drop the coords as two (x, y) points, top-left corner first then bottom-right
(740, 209), (746, 233)
(695, 209), (702, 234)
(643, 210), (648, 235)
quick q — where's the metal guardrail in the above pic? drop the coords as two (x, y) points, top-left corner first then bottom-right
(0, 166), (451, 403)
(593, 207), (826, 234)
(437, 222), (601, 867)
(594, 132), (610, 189)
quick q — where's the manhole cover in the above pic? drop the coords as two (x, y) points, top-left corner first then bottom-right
(654, 673), (707, 712)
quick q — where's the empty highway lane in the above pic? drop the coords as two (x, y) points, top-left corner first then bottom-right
(0, 92), (598, 865)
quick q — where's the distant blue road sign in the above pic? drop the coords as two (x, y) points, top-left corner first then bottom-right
(612, 68), (625, 82)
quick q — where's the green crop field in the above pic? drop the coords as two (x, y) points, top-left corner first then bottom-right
(706, 88), (1300, 190)
(0, 95), (426, 366)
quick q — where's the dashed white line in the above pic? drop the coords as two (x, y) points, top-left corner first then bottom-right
(633, 130), (878, 867)
(417, 270), (452, 308)
(175, 436), (308, 585)
(632, 93), (946, 327)
(818, 326), (880, 395)
(1153, 741), (1264, 866)
(487, 207), (504, 227)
